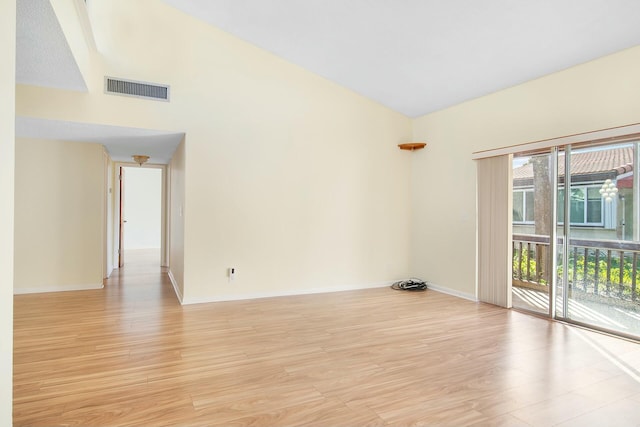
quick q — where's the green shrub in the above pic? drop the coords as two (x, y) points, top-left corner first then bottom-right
(513, 246), (639, 299)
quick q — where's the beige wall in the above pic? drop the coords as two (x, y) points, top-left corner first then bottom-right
(105, 151), (114, 277)
(411, 46), (640, 297)
(1, 0), (15, 423)
(169, 139), (185, 299)
(14, 139), (105, 293)
(17, 0), (413, 303)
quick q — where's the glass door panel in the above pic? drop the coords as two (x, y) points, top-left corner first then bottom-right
(512, 153), (553, 315)
(562, 143), (640, 339)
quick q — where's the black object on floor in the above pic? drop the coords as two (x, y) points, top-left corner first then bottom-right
(391, 278), (428, 291)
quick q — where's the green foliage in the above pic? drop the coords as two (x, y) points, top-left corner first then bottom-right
(513, 249), (547, 284)
(513, 246), (640, 299)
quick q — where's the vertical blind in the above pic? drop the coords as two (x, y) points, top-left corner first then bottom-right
(477, 154), (513, 307)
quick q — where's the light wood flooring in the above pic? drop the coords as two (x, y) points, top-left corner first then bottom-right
(14, 251), (640, 426)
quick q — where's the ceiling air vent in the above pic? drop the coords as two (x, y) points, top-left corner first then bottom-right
(104, 77), (170, 101)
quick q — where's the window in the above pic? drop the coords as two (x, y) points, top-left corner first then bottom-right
(557, 184), (603, 226)
(515, 184), (606, 226)
(513, 189), (534, 223)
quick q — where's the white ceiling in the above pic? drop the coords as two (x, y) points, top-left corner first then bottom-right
(162, 0), (640, 117)
(16, 0), (86, 92)
(16, 117), (184, 164)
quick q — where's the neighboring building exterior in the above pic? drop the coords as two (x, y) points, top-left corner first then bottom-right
(512, 145), (635, 240)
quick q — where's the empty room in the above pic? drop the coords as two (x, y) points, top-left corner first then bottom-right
(3, 0), (640, 425)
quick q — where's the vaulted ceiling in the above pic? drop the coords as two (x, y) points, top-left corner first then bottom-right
(14, 0), (640, 162)
(162, 0), (640, 117)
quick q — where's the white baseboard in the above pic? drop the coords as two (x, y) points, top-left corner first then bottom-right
(14, 282), (104, 295)
(427, 282), (477, 302)
(181, 281), (394, 306)
(168, 270), (184, 303)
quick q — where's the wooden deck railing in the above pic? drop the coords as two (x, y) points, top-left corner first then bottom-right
(513, 234), (640, 302)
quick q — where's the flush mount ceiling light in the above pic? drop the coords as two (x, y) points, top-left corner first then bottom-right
(132, 155), (150, 166)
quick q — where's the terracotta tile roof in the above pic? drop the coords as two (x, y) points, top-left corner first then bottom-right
(512, 146), (633, 181)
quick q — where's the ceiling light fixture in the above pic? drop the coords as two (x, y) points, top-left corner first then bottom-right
(132, 155), (150, 166)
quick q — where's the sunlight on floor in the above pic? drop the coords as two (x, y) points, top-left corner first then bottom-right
(513, 287), (640, 337)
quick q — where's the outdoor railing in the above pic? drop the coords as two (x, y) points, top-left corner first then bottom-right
(513, 234), (640, 302)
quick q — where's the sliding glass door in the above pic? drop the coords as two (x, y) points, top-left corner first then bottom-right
(511, 141), (640, 339)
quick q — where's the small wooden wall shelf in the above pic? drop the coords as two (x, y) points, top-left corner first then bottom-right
(398, 142), (427, 151)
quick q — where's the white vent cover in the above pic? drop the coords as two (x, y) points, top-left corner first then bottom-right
(104, 77), (170, 101)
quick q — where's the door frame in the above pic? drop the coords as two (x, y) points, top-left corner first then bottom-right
(111, 161), (170, 269)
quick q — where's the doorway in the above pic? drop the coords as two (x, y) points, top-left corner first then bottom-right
(115, 164), (168, 270)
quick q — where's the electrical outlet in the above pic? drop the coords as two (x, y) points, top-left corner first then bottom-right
(228, 267), (236, 282)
